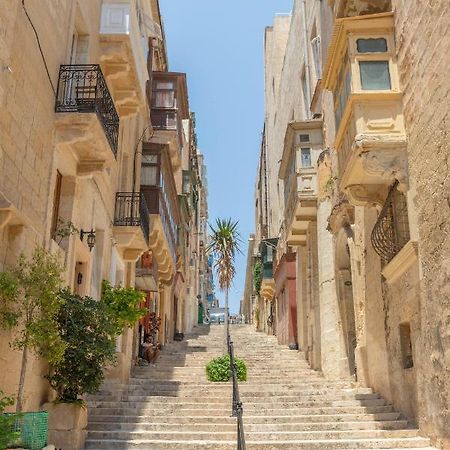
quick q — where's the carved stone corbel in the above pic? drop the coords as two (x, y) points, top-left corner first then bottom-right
(327, 199), (355, 235)
(359, 147), (409, 191)
(344, 184), (387, 208)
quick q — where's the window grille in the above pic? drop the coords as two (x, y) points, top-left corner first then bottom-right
(371, 181), (410, 265)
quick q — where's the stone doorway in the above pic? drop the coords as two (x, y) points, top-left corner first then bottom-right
(335, 229), (357, 378)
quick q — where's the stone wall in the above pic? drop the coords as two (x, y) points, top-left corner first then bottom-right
(393, 0), (450, 447)
(0, 0), (154, 409)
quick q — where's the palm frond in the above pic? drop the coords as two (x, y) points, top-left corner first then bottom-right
(208, 218), (241, 292)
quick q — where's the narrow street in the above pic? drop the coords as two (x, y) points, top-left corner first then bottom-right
(85, 325), (434, 450)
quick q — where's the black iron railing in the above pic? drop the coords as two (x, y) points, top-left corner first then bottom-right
(227, 329), (246, 450)
(114, 192), (150, 244)
(55, 64), (120, 155)
(371, 181), (410, 266)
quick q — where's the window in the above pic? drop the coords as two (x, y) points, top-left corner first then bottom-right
(283, 150), (296, 207)
(357, 38), (387, 53)
(51, 171), (62, 240)
(399, 323), (414, 369)
(301, 70), (309, 118)
(266, 246), (273, 263)
(299, 134), (310, 143)
(333, 51), (351, 130)
(141, 153), (159, 186)
(359, 61), (391, 90)
(152, 80), (175, 108)
(355, 37), (392, 91)
(311, 35), (322, 79)
(301, 148), (312, 168)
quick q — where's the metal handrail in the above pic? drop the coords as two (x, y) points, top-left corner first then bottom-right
(227, 328), (246, 450)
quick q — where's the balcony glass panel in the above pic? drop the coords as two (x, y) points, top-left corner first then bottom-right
(301, 148), (312, 168)
(357, 38), (388, 53)
(359, 61), (391, 90)
(153, 91), (175, 108)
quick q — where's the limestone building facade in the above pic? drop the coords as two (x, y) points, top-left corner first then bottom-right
(0, 0), (208, 417)
(245, 1), (450, 448)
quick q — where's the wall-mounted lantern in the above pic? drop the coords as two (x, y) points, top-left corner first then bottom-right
(80, 228), (96, 251)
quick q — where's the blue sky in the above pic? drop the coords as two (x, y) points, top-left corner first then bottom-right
(160, 0), (293, 313)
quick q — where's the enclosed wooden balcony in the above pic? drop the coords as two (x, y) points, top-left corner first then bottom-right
(135, 251), (158, 292)
(260, 239), (278, 301)
(323, 13), (407, 206)
(279, 120), (322, 246)
(149, 72), (190, 170)
(54, 64), (119, 175)
(140, 142), (180, 283)
(99, 0), (161, 116)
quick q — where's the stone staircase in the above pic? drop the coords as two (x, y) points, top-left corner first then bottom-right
(85, 325), (435, 449)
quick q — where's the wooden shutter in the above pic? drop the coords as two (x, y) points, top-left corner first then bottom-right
(51, 171), (62, 240)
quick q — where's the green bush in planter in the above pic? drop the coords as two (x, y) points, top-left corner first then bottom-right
(46, 290), (118, 402)
(206, 355), (247, 382)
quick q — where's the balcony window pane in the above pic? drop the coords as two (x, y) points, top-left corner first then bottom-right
(301, 148), (312, 167)
(153, 91), (175, 108)
(359, 61), (391, 90)
(141, 166), (158, 186)
(156, 82), (174, 89)
(357, 38), (387, 53)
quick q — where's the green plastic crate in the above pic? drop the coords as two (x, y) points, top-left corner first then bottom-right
(6, 411), (48, 450)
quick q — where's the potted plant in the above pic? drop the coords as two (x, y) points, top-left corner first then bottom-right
(0, 247), (65, 449)
(44, 291), (117, 450)
(45, 283), (145, 449)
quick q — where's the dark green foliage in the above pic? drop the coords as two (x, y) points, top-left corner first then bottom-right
(46, 290), (117, 402)
(47, 282), (147, 403)
(253, 259), (262, 295)
(101, 280), (147, 333)
(206, 355), (247, 382)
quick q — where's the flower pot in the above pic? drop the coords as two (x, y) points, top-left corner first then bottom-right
(43, 403), (87, 450)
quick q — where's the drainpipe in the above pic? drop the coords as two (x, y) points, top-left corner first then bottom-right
(301, 0), (311, 119)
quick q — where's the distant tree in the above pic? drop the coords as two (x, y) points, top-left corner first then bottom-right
(208, 218), (241, 350)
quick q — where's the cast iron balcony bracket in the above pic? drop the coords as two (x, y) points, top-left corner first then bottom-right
(114, 192), (150, 244)
(55, 64), (120, 156)
(371, 180), (410, 266)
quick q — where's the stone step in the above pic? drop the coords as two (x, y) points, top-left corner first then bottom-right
(85, 429), (420, 441)
(98, 384), (360, 393)
(86, 412), (402, 424)
(87, 419), (410, 432)
(87, 405), (396, 417)
(90, 392), (379, 403)
(85, 437), (432, 449)
(89, 400), (385, 414)
(86, 326), (434, 450)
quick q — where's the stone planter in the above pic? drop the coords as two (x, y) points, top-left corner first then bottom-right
(43, 403), (87, 450)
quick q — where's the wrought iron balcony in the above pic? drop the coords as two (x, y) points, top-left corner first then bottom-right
(55, 64), (119, 155)
(114, 192), (150, 245)
(371, 181), (410, 266)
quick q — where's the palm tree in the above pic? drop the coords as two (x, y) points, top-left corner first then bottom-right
(208, 218), (241, 350)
